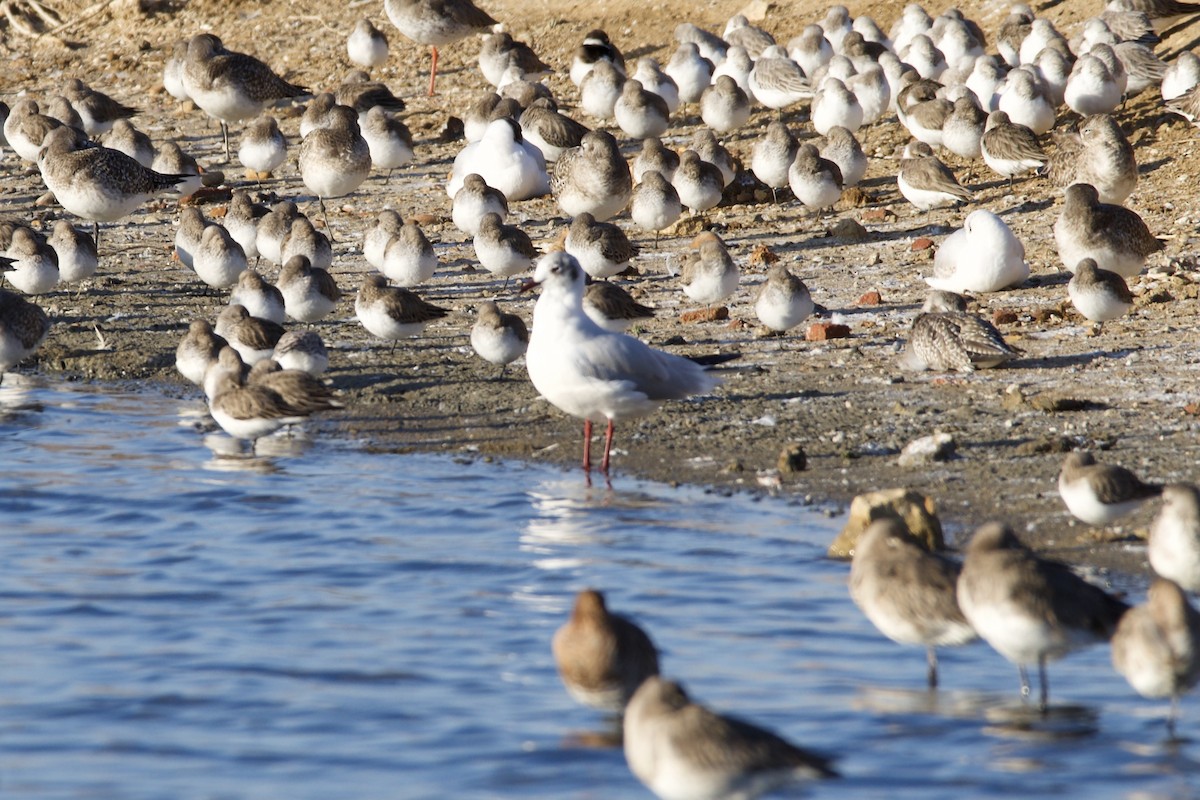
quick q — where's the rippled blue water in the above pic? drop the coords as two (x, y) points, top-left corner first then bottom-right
(0, 379), (1197, 799)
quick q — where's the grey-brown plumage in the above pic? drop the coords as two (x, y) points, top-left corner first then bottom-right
(4, 99), (65, 163)
(478, 31), (552, 87)
(552, 129), (631, 221)
(997, 4), (1034, 66)
(624, 676), (837, 800)
(1112, 578), (1200, 737)
(215, 304), (286, 366)
(1054, 183), (1163, 277)
(99, 118), (154, 168)
(278, 254), (341, 323)
(1149, 484), (1200, 593)
(462, 92), (521, 142)
(899, 294), (1019, 372)
(355, 274), (450, 344)
(182, 33), (310, 160)
(898, 141), (972, 211)
(1068, 257), (1134, 326)
(230, 268), (286, 325)
(255, 201), (302, 265)
(980, 110), (1046, 183)
(298, 105), (371, 235)
(552, 589), (659, 713)
(1045, 115), (1137, 205)
(957, 522), (1131, 708)
(176, 319), (228, 386)
(43, 95), (84, 130)
(1058, 451), (1163, 526)
(0, 288), (50, 376)
(751, 120), (797, 199)
(1165, 80), (1200, 126)
(565, 212), (637, 280)
(273, 329), (329, 376)
(335, 70), (406, 115)
(64, 77), (138, 137)
(690, 128), (735, 187)
(519, 98), (589, 162)
(384, 0), (497, 95)
(583, 281), (655, 333)
(1109, 0), (1200, 29)
(632, 136), (680, 185)
(469, 299), (528, 373)
(247, 359), (343, 416)
(850, 519), (977, 687)
(1115, 41), (1167, 95)
(700, 74), (751, 133)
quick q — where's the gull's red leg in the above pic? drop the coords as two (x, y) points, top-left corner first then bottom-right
(601, 419), (616, 473)
(428, 47), (440, 96)
(582, 419), (593, 471)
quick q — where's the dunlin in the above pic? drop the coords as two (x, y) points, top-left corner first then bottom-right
(238, 115), (288, 177)
(215, 304), (286, 366)
(230, 268), (286, 325)
(1149, 484), (1200, 592)
(630, 170), (682, 245)
(1046, 115), (1136, 205)
(900, 97), (952, 149)
(175, 206), (209, 270)
(674, 149), (725, 214)
(355, 274), (449, 346)
(624, 676), (838, 799)
(43, 96), (84, 130)
(361, 106), (414, 178)
(630, 57), (680, 115)
(3, 228), (58, 296)
(674, 22), (729, 67)
(583, 281), (655, 333)
(632, 137), (679, 185)
(478, 31), (551, 88)
(151, 141), (203, 197)
(997, 67), (1056, 135)
(788, 25), (834, 81)
(4, 100), (63, 163)
(192, 224), (248, 290)
(899, 293), (1020, 371)
(278, 254), (341, 323)
(980, 110), (1046, 185)
(754, 263), (813, 334)
(700, 75), (751, 133)
(338, 64), (409, 112)
(1065, 54), (1123, 116)
(383, 0), (497, 96)
(364, 209), (405, 270)
(942, 96), (986, 161)
(470, 299), (528, 374)
(681, 231), (738, 310)
(819, 125), (867, 188)
(37, 126), (190, 244)
(1112, 578), (1200, 738)
(463, 92), (520, 142)
(748, 46), (812, 114)
(579, 60), (625, 121)
(300, 93), (337, 139)
(225, 190), (268, 261)
(788, 143), (843, 212)
(1054, 183), (1163, 277)
(202, 346), (249, 401)
(255, 200), (302, 266)
(64, 77), (137, 137)
(926, 209), (1029, 293)
(898, 141), (972, 212)
(176, 319), (228, 386)
(751, 121), (798, 201)
(565, 212), (636, 280)
(666, 42), (715, 105)
(1058, 451), (1162, 527)
(523, 251), (720, 473)
(447, 118), (549, 202)
(570, 29), (625, 87)
(712, 46), (754, 98)
(552, 129), (631, 221)
(208, 364), (331, 444)
(614, 79), (671, 140)
(0, 287), (49, 380)
(298, 104), (371, 235)
(273, 329), (329, 376)
(1115, 41), (1167, 96)
(1110, 0), (1200, 31)
(850, 519), (977, 687)
(723, 13), (776, 59)
(519, 98), (589, 163)
(552, 588), (659, 713)
(1068, 257), (1134, 329)
(182, 33), (309, 161)
(957, 522), (1130, 708)
(47, 220), (97, 285)
(347, 18), (389, 69)
(163, 41), (191, 102)
(452, 173), (508, 236)
(246, 359), (341, 416)
(280, 217), (333, 272)
(472, 212), (533, 284)
(100, 118), (154, 168)
(690, 129), (735, 187)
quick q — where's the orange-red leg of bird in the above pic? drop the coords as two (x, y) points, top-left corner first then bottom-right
(601, 420), (616, 473)
(428, 46), (440, 96)
(582, 419), (593, 471)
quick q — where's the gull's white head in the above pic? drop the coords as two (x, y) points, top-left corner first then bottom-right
(525, 251), (586, 295)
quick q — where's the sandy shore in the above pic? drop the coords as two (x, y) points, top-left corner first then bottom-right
(5, 0), (1199, 576)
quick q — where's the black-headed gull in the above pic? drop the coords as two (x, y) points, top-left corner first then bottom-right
(523, 251), (720, 474)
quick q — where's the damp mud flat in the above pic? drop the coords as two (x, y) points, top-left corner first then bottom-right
(7, 0), (1200, 575)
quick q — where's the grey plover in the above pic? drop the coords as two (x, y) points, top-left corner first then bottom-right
(4, 228), (59, 296)
(238, 115), (288, 177)
(355, 274), (449, 346)
(473, 212), (534, 285)
(579, 60), (625, 121)
(176, 319), (228, 386)
(565, 212), (636, 280)
(583, 281), (655, 333)
(570, 29), (625, 87)
(850, 518), (977, 687)
(631, 137), (679, 185)
(754, 263), (813, 334)
(899, 293), (1020, 372)
(1149, 484), (1200, 593)
(364, 209), (405, 269)
(182, 33), (309, 161)
(215, 303), (286, 366)
(957, 522), (1130, 708)
(361, 106), (414, 178)
(470, 299), (528, 375)
(699, 75), (751, 133)
(383, 0), (497, 96)
(100, 118), (154, 168)
(347, 18), (389, 69)
(280, 216), (333, 272)
(273, 329), (329, 376)
(673, 149), (725, 213)
(381, 219), (437, 287)
(256, 201), (302, 266)
(151, 142), (203, 197)
(788, 143), (843, 211)
(926, 209), (1029, 293)
(47, 220), (97, 286)
(614, 79), (670, 140)
(552, 588), (659, 713)
(680, 231), (738, 309)
(37, 125), (190, 244)
(452, 173), (508, 236)
(752, 120), (798, 201)
(981, 110), (1046, 185)
(1054, 183), (1163, 277)
(1111, 578), (1200, 737)
(1068, 257), (1134, 329)
(1058, 451), (1162, 527)
(230, 268), (286, 324)
(624, 676), (837, 799)
(298, 104), (371, 237)
(519, 98), (589, 163)
(523, 251), (719, 473)
(898, 141), (972, 212)
(552, 129), (631, 221)
(192, 224), (248, 290)
(64, 77), (137, 137)
(630, 170), (682, 246)
(278, 254), (341, 323)
(1045, 114), (1137, 205)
